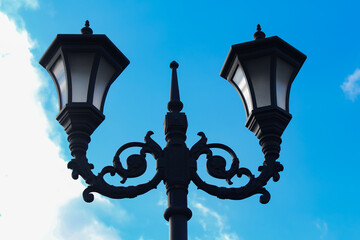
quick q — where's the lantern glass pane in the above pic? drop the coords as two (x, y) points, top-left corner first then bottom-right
(51, 57), (67, 109)
(93, 57), (116, 111)
(232, 64), (253, 114)
(276, 57), (295, 110)
(243, 56), (271, 108)
(68, 52), (95, 103)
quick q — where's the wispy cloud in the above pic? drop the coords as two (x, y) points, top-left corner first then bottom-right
(138, 236), (154, 240)
(157, 192), (167, 207)
(315, 219), (328, 239)
(190, 196), (241, 240)
(58, 219), (121, 240)
(341, 68), (360, 101)
(54, 197), (128, 240)
(0, 0), (39, 12)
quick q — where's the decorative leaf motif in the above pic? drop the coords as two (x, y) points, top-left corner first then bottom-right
(143, 131), (163, 159)
(189, 132), (209, 159)
(206, 155), (227, 179)
(67, 156), (95, 184)
(125, 154), (147, 178)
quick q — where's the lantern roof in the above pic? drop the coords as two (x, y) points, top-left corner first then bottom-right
(39, 32), (129, 72)
(220, 35), (306, 80)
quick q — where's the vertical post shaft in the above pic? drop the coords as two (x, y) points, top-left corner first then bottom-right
(163, 61), (192, 240)
(168, 187), (190, 240)
(163, 110), (192, 240)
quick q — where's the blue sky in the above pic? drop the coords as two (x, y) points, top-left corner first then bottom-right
(0, 0), (359, 239)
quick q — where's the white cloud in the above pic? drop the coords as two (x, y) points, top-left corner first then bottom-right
(54, 197), (128, 240)
(0, 10), (127, 240)
(157, 192), (167, 207)
(341, 68), (360, 101)
(0, 0), (39, 12)
(190, 197), (241, 240)
(0, 10), (82, 239)
(315, 219), (328, 239)
(59, 219), (121, 240)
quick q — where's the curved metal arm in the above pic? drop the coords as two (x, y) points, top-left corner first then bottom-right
(83, 171), (163, 202)
(69, 131), (164, 202)
(189, 132), (283, 204)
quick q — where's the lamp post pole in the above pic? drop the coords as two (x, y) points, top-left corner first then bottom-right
(163, 61), (192, 239)
(40, 22), (306, 240)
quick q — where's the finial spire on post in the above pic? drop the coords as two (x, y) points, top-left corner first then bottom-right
(81, 20), (93, 35)
(253, 24), (265, 40)
(167, 61), (183, 112)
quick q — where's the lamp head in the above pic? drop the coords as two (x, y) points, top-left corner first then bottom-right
(39, 21), (130, 136)
(220, 25), (306, 139)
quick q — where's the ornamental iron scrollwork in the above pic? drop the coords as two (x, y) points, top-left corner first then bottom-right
(189, 132), (283, 204)
(80, 131), (164, 202)
(68, 129), (283, 204)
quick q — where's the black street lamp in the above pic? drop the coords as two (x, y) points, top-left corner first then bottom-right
(40, 21), (306, 240)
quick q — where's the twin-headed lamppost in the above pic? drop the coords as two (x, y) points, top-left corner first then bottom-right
(40, 21), (306, 240)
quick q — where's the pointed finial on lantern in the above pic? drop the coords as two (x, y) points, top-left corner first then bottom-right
(253, 24), (265, 40)
(81, 20), (93, 35)
(167, 61), (183, 113)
